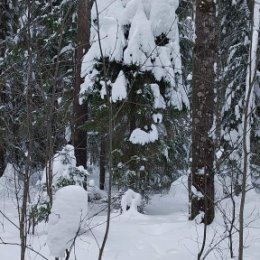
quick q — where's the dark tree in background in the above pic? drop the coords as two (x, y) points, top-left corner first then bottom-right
(73, 0), (92, 167)
(0, 0), (9, 177)
(190, 0), (216, 225)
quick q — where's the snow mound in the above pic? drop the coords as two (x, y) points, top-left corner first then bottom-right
(121, 189), (141, 213)
(87, 180), (106, 201)
(47, 185), (88, 257)
(0, 164), (17, 198)
(145, 176), (189, 215)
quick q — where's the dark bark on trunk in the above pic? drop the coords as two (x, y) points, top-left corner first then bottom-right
(247, 0), (254, 15)
(0, 149), (5, 177)
(99, 136), (106, 190)
(190, 0), (216, 225)
(0, 0), (8, 177)
(127, 83), (138, 189)
(73, 0), (92, 167)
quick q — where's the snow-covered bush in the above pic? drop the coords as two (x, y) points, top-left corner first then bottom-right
(41, 145), (89, 187)
(47, 185), (88, 258)
(30, 145), (89, 224)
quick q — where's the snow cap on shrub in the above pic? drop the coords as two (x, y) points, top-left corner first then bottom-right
(47, 185), (88, 257)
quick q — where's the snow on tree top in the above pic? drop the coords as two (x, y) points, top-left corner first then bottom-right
(123, 1), (155, 66)
(80, 0), (189, 109)
(150, 0), (179, 38)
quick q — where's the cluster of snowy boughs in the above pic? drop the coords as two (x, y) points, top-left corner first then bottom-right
(81, 0), (188, 108)
(0, 0), (76, 173)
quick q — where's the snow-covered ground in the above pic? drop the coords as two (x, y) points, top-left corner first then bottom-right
(1, 176), (260, 260)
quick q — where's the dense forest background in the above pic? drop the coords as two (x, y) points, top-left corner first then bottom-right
(0, 0), (260, 260)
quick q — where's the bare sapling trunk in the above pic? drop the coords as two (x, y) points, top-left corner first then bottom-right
(229, 167), (236, 258)
(99, 136), (106, 190)
(238, 1), (259, 259)
(93, 1), (113, 259)
(45, 2), (74, 206)
(20, 1), (33, 259)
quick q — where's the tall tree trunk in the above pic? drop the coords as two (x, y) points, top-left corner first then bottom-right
(190, 0), (216, 225)
(0, 0), (8, 177)
(99, 135), (106, 190)
(73, 0), (91, 167)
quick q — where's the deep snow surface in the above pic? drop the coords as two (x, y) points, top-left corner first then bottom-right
(0, 176), (260, 260)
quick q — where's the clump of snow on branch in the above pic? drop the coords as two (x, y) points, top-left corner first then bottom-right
(112, 70), (128, 102)
(150, 0), (179, 37)
(123, 2), (155, 65)
(47, 185), (88, 258)
(129, 124), (158, 145)
(150, 84), (166, 109)
(152, 113), (163, 123)
(121, 189), (141, 213)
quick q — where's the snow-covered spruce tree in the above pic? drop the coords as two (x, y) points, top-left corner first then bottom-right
(217, 1), (251, 194)
(80, 0), (189, 193)
(212, 3), (252, 257)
